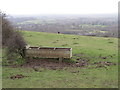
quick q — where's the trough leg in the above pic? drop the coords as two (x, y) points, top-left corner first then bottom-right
(59, 58), (63, 63)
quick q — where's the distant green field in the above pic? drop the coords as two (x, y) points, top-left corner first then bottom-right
(18, 20), (42, 24)
(2, 31), (118, 88)
(17, 19), (57, 25)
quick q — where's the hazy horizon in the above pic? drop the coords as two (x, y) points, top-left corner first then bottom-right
(0, 0), (119, 15)
(7, 13), (118, 18)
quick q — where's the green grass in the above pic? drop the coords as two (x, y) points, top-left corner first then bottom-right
(2, 31), (118, 88)
(2, 66), (118, 88)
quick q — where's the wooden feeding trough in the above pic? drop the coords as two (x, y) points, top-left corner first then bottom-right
(25, 46), (72, 59)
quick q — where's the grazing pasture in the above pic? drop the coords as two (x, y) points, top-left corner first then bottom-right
(2, 31), (118, 88)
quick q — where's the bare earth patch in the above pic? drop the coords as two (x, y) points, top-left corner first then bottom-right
(4, 58), (117, 70)
(22, 58), (74, 70)
(10, 74), (29, 79)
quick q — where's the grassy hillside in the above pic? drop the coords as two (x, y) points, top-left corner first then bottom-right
(2, 31), (118, 88)
(22, 31), (118, 63)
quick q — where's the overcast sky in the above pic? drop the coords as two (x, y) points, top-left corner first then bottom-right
(0, 0), (119, 15)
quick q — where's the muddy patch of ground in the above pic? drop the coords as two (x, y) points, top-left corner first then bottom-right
(21, 58), (74, 70)
(3, 57), (117, 70)
(14, 58), (90, 70)
(10, 74), (29, 79)
(75, 58), (89, 67)
(93, 61), (116, 68)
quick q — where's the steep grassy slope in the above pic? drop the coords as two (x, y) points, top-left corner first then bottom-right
(2, 31), (118, 88)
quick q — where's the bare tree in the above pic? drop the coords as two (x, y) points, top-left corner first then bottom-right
(1, 12), (26, 59)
